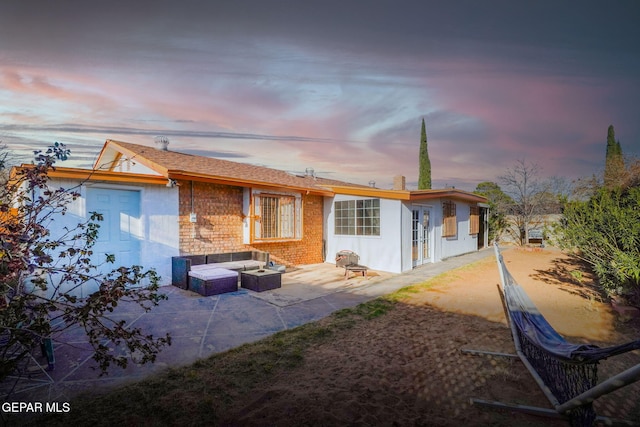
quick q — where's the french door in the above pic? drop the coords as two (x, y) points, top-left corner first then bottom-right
(412, 206), (432, 267)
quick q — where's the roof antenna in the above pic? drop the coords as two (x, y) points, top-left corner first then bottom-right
(154, 136), (170, 151)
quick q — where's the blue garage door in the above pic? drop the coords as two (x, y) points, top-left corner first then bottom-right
(86, 188), (141, 275)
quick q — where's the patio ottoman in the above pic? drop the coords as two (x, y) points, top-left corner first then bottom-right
(188, 268), (238, 296)
(241, 269), (282, 292)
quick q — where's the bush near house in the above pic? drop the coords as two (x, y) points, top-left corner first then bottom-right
(1, 143), (170, 383)
(474, 181), (511, 244)
(556, 186), (640, 305)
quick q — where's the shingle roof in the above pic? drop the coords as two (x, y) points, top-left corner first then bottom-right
(92, 140), (487, 204)
(97, 140), (369, 194)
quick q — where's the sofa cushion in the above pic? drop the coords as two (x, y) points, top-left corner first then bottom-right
(206, 253), (232, 264)
(195, 260), (263, 272)
(188, 268), (238, 281)
(231, 251), (253, 261)
(251, 251), (270, 263)
(187, 255), (207, 265)
(240, 260), (263, 270)
(191, 264), (223, 272)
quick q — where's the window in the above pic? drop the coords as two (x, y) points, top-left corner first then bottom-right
(253, 193), (301, 241)
(442, 201), (457, 237)
(469, 206), (480, 235)
(334, 199), (380, 236)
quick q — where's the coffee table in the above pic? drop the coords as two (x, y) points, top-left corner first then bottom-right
(241, 269), (282, 292)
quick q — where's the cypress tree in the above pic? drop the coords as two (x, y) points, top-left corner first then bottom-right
(604, 125), (624, 189)
(418, 118), (432, 189)
(606, 125), (617, 158)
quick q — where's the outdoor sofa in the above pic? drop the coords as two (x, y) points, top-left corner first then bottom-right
(171, 250), (270, 292)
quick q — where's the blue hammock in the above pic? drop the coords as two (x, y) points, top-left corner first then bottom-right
(502, 267), (640, 363)
(482, 244), (640, 427)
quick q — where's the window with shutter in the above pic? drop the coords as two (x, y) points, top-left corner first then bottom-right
(469, 206), (480, 235)
(442, 201), (457, 237)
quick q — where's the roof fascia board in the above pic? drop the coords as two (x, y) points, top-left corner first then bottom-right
(326, 185), (410, 200)
(99, 140), (169, 176)
(15, 164), (169, 186)
(325, 186), (486, 203)
(409, 189), (487, 203)
(168, 171), (334, 196)
(92, 140), (114, 170)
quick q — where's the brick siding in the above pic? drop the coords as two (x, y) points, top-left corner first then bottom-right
(178, 181), (324, 266)
(252, 194), (324, 266)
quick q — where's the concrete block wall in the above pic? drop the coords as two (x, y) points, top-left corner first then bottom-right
(178, 181), (323, 266)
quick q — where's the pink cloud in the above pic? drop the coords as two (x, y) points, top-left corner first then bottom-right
(417, 60), (616, 181)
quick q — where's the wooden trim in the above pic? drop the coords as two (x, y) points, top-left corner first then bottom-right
(168, 171), (333, 196)
(327, 185), (487, 204)
(13, 164), (168, 186)
(0, 208), (18, 233)
(442, 200), (457, 237)
(326, 185), (410, 200)
(108, 152), (123, 171)
(470, 206), (480, 235)
(411, 189), (487, 203)
(251, 192), (302, 241)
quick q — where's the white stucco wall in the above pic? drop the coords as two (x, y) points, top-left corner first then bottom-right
(324, 196), (480, 274)
(439, 200), (478, 260)
(324, 195), (405, 273)
(39, 179), (179, 296)
(137, 184), (180, 284)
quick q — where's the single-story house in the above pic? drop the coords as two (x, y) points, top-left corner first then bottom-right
(324, 177), (489, 273)
(15, 139), (488, 294)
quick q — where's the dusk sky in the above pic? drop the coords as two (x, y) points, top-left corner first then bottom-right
(1, 1), (639, 190)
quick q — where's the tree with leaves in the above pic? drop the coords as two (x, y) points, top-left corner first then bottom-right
(418, 118), (431, 190)
(555, 131), (640, 304)
(474, 181), (512, 243)
(1, 143), (171, 385)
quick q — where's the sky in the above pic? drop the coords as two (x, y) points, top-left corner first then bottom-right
(1, 0), (639, 191)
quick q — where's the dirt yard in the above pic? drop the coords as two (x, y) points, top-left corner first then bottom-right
(220, 247), (640, 426)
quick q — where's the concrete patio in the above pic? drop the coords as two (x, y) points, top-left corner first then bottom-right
(1, 249), (494, 404)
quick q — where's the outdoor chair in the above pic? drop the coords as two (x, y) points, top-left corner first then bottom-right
(335, 250), (369, 279)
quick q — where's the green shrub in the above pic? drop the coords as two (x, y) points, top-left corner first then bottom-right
(557, 187), (640, 304)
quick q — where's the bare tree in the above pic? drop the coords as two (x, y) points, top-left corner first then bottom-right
(498, 159), (550, 245)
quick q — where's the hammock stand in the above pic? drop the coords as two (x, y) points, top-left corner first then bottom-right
(463, 244), (640, 427)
